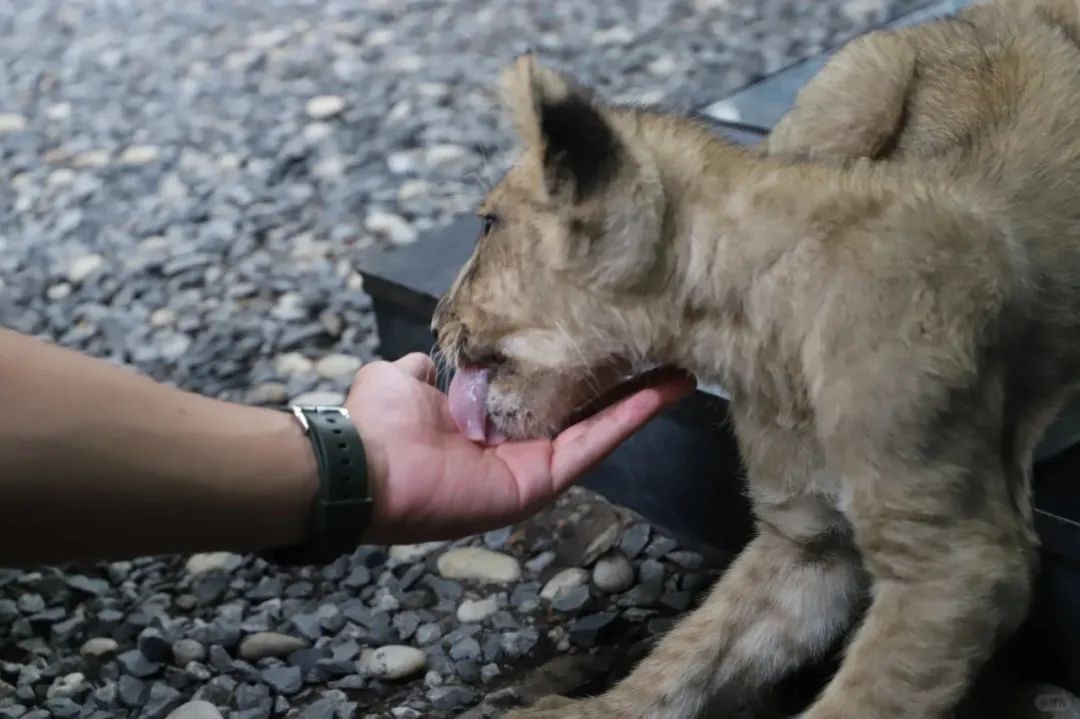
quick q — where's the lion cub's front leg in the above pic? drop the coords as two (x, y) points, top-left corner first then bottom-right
(507, 424), (866, 719)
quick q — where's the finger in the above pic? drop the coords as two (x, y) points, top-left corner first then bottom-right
(393, 352), (437, 385)
(550, 375), (695, 488)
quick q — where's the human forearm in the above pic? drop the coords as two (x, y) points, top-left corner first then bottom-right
(0, 328), (318, 566)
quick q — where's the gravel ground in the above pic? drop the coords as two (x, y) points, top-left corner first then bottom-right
(0, 0), (931, 717)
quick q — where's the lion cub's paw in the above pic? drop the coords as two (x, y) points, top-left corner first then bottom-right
(502, 695), (608, 718)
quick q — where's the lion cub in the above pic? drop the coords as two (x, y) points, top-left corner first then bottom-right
(432, 0), (1080, 716)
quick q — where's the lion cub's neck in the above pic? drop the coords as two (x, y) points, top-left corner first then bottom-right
(639, 116), (893, 401)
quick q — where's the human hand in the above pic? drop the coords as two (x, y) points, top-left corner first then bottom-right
(346, 353), (694, 544)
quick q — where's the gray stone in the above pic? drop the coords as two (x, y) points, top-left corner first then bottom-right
(645, 536), (679, 558)
(143, 683), (184, 718)
(235, 630), (304, 656)
(592, 552), (635, 593)
(359, 645), (426, 680)
(306, 95), (346, 120)
(481, 662), (501, 685)
(457, 595), (498, 623)
(118, 675), (148, 708)
(185, 552), (242, 576)
(16, 594), (44, 614)
(45, 672), (87, 699)
(207, 645), (232, 673)
(540, 568), (589, 601)
(449, 637), (481, 662)
(314, 353), (362, 383)
(342, 566), (371, 589)
(388, 542), (446, 563)
(500, 629), (539, 660)
(164, 701), (224, 719)
(192, 574), (229, 604)
(392, 610), (420, 640)
(551, 584), (590, 613)
(138, 628), (171, 663)
(524, 550), (557, 575)
(482, 527), (513, 550)
(289, 613), (324, 642)
(415, 622), (443, 646)
(117, 649), (161, 678)
(428, 685), (477, 712)
(66, 574), (110, 596)
(667, 550), (705, 570)
(41, 699), (79, 719)
(80, 637), (119, 659)
(570, 611), (619, 648)
(365, 210), (417, 246)
(236, 682), (271, 710)
(260, 665), (302, 695)
(171, 639), (206, 666)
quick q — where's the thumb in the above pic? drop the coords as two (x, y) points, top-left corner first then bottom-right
(394, 352), (437, 385)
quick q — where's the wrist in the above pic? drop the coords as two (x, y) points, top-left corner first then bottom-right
(261, 405), (375, 565)
(348, 420), (393, 544)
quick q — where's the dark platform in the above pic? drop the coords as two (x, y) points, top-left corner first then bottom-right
(358, 0), (1080, 696)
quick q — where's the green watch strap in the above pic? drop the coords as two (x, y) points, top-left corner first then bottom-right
(262, 405), (373, 566)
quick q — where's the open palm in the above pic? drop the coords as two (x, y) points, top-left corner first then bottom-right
(346, 354), (694, 544)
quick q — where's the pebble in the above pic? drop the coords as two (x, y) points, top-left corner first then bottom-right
(365, 210), (418, 246)
(437, 548), (521, 584)
(260, 665), (302, 695)
(388, 542), (447, 563)
(275, 352), (314, 376)
(66, 254), (104, 284)
(144, 683), (184, 717)
(72, 149), (110, 168)
(45, 673), (86, 700)
(667, 550), (705, 570)
(525, 550), (557, 574)
(290, 389), (345, 406)
(540, 568), (589, 601)
(118, 675), (148, 708)
(457, 595), (499, 623)
(305, 95), (346, 120)
(592, 551), (635, 593)
(551, 584), (591, 613)
(428, 685), (477, 712)
(238, 632), (308, 661)
(117, 649), (161, 678)
(164, 700), (224, 719)
(80, 637), (119, 659)
(619, 523), (652, 559)
(415, 623), (443, 646)
(359, 645), (427, 680)
(119, 144), (161, 166)
(0, 113), (27, 133)
(138, 627), (172, 663)
(314, 353), (362, 383)
(499, 630), (539, 660)
(246, 382), (289, 405)
(449, 637), (481, 662)
(184, 552), (241, 576)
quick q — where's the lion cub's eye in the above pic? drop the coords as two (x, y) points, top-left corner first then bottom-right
(479, 214), (498, 236)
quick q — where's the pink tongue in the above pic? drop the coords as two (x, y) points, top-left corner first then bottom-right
(448, 367), (492, 443)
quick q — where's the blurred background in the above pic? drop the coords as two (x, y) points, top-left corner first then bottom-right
(0, 0), (922, 405)
(0, 2), (934, 718)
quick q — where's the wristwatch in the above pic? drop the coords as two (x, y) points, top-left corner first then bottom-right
(260, 405), (374, 566)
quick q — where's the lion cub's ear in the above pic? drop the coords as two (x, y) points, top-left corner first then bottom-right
(499, 53), (620, 202)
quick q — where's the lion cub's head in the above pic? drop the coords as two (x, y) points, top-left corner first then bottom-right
(432, 55), (674, 442)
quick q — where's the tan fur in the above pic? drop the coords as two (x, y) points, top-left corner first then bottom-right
(433, 1), (1080, 716)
